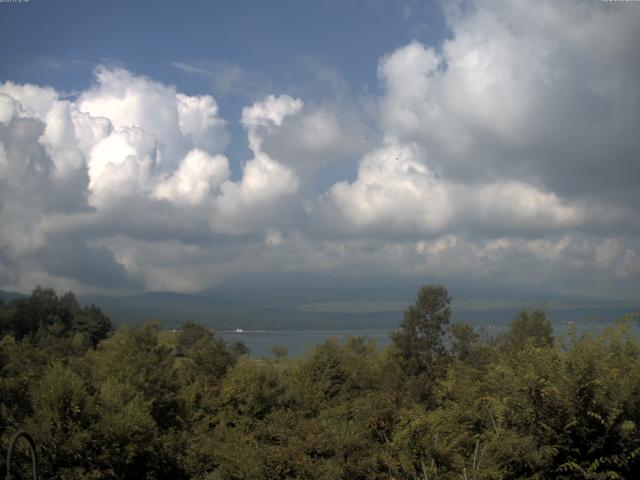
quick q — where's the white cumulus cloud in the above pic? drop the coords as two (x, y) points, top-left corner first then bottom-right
(0, 0), (639, 299)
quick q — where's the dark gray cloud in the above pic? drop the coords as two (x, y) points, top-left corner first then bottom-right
(38, 235), (144, 290)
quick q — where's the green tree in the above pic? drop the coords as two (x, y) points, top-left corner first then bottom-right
(90, 323), (181, 431)
(228, 340), (250, 359)
(448, 322), (481, 363)
(1, 287), (112, 348)
(502, 309), (553, 352)
(10, 286), (61, 341)
(391, 284), (452, 403)
(174, 321), (235, 415)
(298, 338), (348, 410)
(71, 305), (112, 347)
(89, 322), (188, 478)
(26, 362), (95, 478)
(0, 334), (52, 473)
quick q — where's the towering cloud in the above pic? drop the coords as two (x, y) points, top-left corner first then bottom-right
(0, 0), (638, 298)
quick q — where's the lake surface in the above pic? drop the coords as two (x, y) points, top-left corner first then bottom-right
(220, 320), (639, 358)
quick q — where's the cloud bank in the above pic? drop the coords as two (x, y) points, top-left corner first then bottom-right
(1, 0), (638, 299)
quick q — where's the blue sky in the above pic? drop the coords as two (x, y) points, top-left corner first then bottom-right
(1, 0), (639, 302)
(1, 1), (445, 93)
(1, 0), (445, 170)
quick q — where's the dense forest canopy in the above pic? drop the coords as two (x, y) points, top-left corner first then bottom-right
(1, 285), (639, 479)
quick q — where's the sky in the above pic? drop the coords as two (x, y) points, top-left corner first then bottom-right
(0, 0), (639, 302)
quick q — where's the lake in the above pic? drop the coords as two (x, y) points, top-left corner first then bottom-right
(220, 329), (393, 357)
(220, 320), (639, 358)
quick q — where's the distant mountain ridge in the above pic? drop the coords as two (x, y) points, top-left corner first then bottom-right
(0, 289), (26, 303)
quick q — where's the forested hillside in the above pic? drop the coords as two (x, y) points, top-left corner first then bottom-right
(1, 286), (639, 479)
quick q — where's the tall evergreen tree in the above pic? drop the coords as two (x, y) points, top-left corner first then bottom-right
(391, 284), (452, 403)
